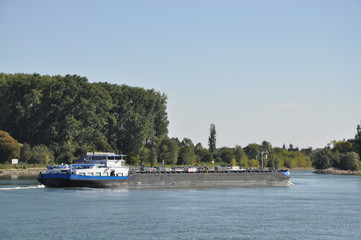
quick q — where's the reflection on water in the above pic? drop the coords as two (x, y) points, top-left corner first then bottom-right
(11, 175), (18, 180)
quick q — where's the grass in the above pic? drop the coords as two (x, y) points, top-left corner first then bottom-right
(0, 162), (47, 170)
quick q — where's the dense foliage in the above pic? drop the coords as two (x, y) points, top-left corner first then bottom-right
(0, 130), (20, 163)
(312, 123), (361, 170)
(2, 73), (358, 170)
(236, 141), (312, 168)
(208, 123), (216, 153)
(20, 143), (54, 165)
(0, 73), (168, 164)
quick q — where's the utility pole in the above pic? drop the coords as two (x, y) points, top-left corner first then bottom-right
(260, 151), (268, 169)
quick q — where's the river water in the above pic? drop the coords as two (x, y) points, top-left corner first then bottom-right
(0, 171), (360, 240)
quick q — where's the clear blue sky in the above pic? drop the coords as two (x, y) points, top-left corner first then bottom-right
(1, 0), (360, 149)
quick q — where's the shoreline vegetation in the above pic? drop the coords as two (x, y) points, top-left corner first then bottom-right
(0, 73), (360, 173)
(314, 167), (361, 176)
(0, 74), (314, 170)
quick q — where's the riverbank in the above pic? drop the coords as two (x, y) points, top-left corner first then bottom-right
(289, 167), (315, 171)
(0, 168), (46, 176)
(314, 167), (361, 175)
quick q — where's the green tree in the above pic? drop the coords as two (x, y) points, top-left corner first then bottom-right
(339, 152), (360, 171)
(20, 143), (32, 163)
(266, 155), (280, 168)
(195, 144), (213, 163)
(283, 158), (295, 168)
(301, 147), (313, 156)
(261, 141), (272, 152)
(245, 144), (259, 160)
(0, 130), (20, 164)
(157, 137), (178, 165)
(57, 141), (76, 164)
(332, 140), (353, 154)
(289, 143), (294, 151)
(220, 148), (234, 164)
(248, 159), (259, 167)
(0, 73), (170, 163)
(353, 122), (361, 157)
(177, 138), (195, 165)
(234, 145), (247, 165)
(208, 123), (216, 153)
(312, 148), (333, 169)
(149, 147), (157, 167)
(28, 145), (54, 164)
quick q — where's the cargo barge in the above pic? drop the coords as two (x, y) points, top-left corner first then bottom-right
(37, 152), (290, 188)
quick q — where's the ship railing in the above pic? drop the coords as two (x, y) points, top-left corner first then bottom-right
(71, 164), (95, 169)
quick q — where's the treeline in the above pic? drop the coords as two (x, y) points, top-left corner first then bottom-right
(312, 124), (361, 170)
(0, 73), (341, 169)
(0, 73), (168, 164)
(2, 129), (313, 169)
(202, 142), (312, 169)
(141, 138), (312, 168)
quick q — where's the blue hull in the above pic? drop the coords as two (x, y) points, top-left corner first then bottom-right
(38, 174), (130, 188)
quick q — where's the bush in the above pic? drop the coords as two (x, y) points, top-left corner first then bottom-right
(30, 145), (53, 164)
(284, 158), (295, 168)
(312, 148), (333, 169)
(267, 155), (280, 168)
(248, 159), (259, 167)
(0, 130), (20, 163)
(20, 143), (32, 163)
(240, 157), (249, 167)
(0, 163), (13, 169)
(220, 148), (234, 164)
(340, 152), (360, 171)
(21, 144), (54, 164)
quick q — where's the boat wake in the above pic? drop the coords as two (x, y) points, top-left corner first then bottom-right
(287, 181), (295, 186)
(0, 185), (45, 191)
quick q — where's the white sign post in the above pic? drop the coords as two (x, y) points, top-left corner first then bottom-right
(12, 159), (18, 164)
